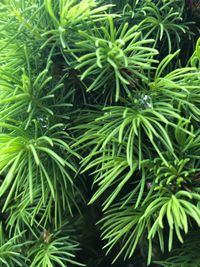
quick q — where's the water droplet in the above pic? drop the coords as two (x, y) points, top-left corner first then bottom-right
(37, 115), (49, 129)
(133, 92), (153, 110)
(62, 125), (67, 131)
(142, 95), (152, 108)
(146, 182), (152, 189)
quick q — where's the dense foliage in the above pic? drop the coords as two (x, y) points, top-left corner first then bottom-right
(0, 0), (200, 266)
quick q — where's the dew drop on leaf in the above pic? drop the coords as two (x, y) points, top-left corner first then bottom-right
(37, 115), (49, 129)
